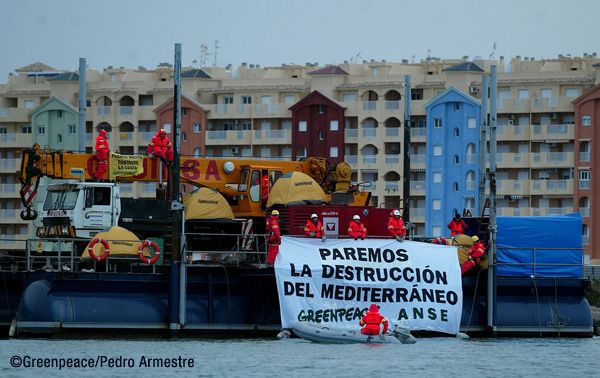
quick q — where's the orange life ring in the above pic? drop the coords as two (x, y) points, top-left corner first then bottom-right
(138, 240), (161, 264)
(88, 238), (110, 262)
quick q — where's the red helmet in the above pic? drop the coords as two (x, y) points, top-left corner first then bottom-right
(99, 129), (107, 137)
(368, 304), (379, 312)
(159, 129), (166, 137)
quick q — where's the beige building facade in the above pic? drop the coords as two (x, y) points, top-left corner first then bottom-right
(1, 55), (599, 258)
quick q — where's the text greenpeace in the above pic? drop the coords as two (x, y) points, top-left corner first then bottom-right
(108, 152), (144, 180)
(275, 237), (463, 335)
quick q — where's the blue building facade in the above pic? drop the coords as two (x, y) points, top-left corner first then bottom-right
(424, 87), (481, 237)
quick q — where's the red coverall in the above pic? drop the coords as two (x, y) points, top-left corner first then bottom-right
(261, 174), (270, 205)
(148, 130), (174, 162)
(461, 241), (486, 274)
(348, 220), (367, 240)
(359, 304), (389, 336)
(95, 129), (109, 180)
(266, 215), (281, 265)
(447, 219), (467, 236)
(304, 220), (324, 238)
(387, 216), (407, 237)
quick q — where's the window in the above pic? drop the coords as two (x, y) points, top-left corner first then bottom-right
(0, 127), (6, 134)
(454, 155), (459, 164)
(343, 93), (357, 102)
(86, 100), (91, 107)
(433, 172), (442, 183)
(182, 132), (187, 141)
(372, 67), (380, 76)
(223, 96), (233, 104)
(579, 170), (590, 181)
(582, 115), (592, 126)
(193, 147), (201, 157)
(434, 118), (442, 128)
(57, 134), (62, 143)
(57, 110), (63, 118)
(68, 124), (76, 134)
(22, 126), (32, 133)
(182, 108), (188, 116)
(37, 126), (45, 135)
(467, 118), (476, 129)
(241, 122), (252, 130)
(330, 146), (338, 158)
(24, 100), (35, 109)
(163, 123), (172, 133)
(193, 122), (201, 133)
(454, 103), (460, 111)
(330, 120), (339, 131)
(453, 182), (459, 192)
(433, 199), (441, 210)
(433, 145), (442, 156)
(565, 88), (581, 97)
(242, 95), (252, 104)
(319, 130), (325, 140)
(319, 104), (325, 114)
(454, 128), (460, 138)
(432, 226), (441, 235)
(284, 95), (295, 104)
(299, 121), (307, 132)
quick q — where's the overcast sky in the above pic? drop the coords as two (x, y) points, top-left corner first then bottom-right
(1, 0), (598, 82)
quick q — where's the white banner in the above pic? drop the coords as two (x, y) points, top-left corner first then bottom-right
(275, 237), (463, 335)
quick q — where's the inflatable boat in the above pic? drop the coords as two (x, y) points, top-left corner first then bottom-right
(291, 322), (417, 344)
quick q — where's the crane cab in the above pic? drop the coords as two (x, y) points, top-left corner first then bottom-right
(233, 165), (283, 218)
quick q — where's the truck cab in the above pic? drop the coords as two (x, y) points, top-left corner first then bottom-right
(39, 181), (121, 238)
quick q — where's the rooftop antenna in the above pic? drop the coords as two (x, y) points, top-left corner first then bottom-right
(351, 52), (361, 63)
(489, 42), (497, 60)
(213, 40), (219, 67)
(427, 49), (431, 59)
(200, 44), (210, 66)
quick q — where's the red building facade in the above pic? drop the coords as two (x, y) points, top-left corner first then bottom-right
(289, 91), (345, 164)
(573, 84), (600, 260)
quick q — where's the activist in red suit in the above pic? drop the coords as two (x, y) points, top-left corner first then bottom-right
(266, 210), (281, 265)
(347, 215), (367, 240)
(95, 129), (109, 181)
(304, 213), (326, 241)
(447, 214), (467, 237)
(359, 304), (389, 336)
(461, 235), (486, 275)
(387, 209), (407, 242)
(147, 129), (174, 163)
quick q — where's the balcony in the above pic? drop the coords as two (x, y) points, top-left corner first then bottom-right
(579, 180), (590, 190)
(215, 104), (229, 114)
(531, 124), (573, 140)
(0, 209), (27, 223)
(0, 107), (29, 122)
(362, 128), (377, 138)
(497, 125), (529, 141)
(254, 130), (291, 144)
(411, 208), (425, 223)
(384, 182), (400, 193)
(385, 127), (400, 137)
(532, 96), (573, 112)
(345, 129), (358, 140)
(531, 152), (573, 167)
(137, 131), (155, 145)
(0, 183), (19, 198)
(496, 152), (530, 168)
(253, 103), (283, 116)
(411, 127), (426, 142)
(0, 158), (20, 173)
(579, 207), (590, 217)
(531, 207), (574, 216)
(362, 101), (377, 112)
(465, 181), (477, 190)
(465, 154), (477, 164)
(497, 179), (528, 196)
(582, 235), (590, 246)
(497, 207), (531, 216)
(410, 154), (425, 170)
(385, 101), (400, 111)
(362, 155), (378, 165)
(97, 106), (111, 116)
(530, 179), (573, 195)
(384, 155), (400, 165)
(118, 132), (134, 144)
(345, 155), (357, 165)
(119, 106), (133, 116)
(410, 180), (425, 195)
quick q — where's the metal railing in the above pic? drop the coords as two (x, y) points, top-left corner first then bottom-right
(385, 127), (400, 137)
(119, 106), (133, 115)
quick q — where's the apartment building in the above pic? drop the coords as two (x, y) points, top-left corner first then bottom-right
(1, 55), (599, 259)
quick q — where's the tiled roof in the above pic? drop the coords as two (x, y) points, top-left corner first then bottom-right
(308, 66), (349, 75)
(16, 62), (57, 72)
(49, 72), (79, 81)
(443, 62), (484, 72)
(181, 69), (211, 79)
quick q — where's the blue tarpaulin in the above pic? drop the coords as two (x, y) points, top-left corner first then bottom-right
(496, 214), (583, 278)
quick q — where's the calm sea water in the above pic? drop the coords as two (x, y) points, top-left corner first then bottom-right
(1, 337), (599, 377)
